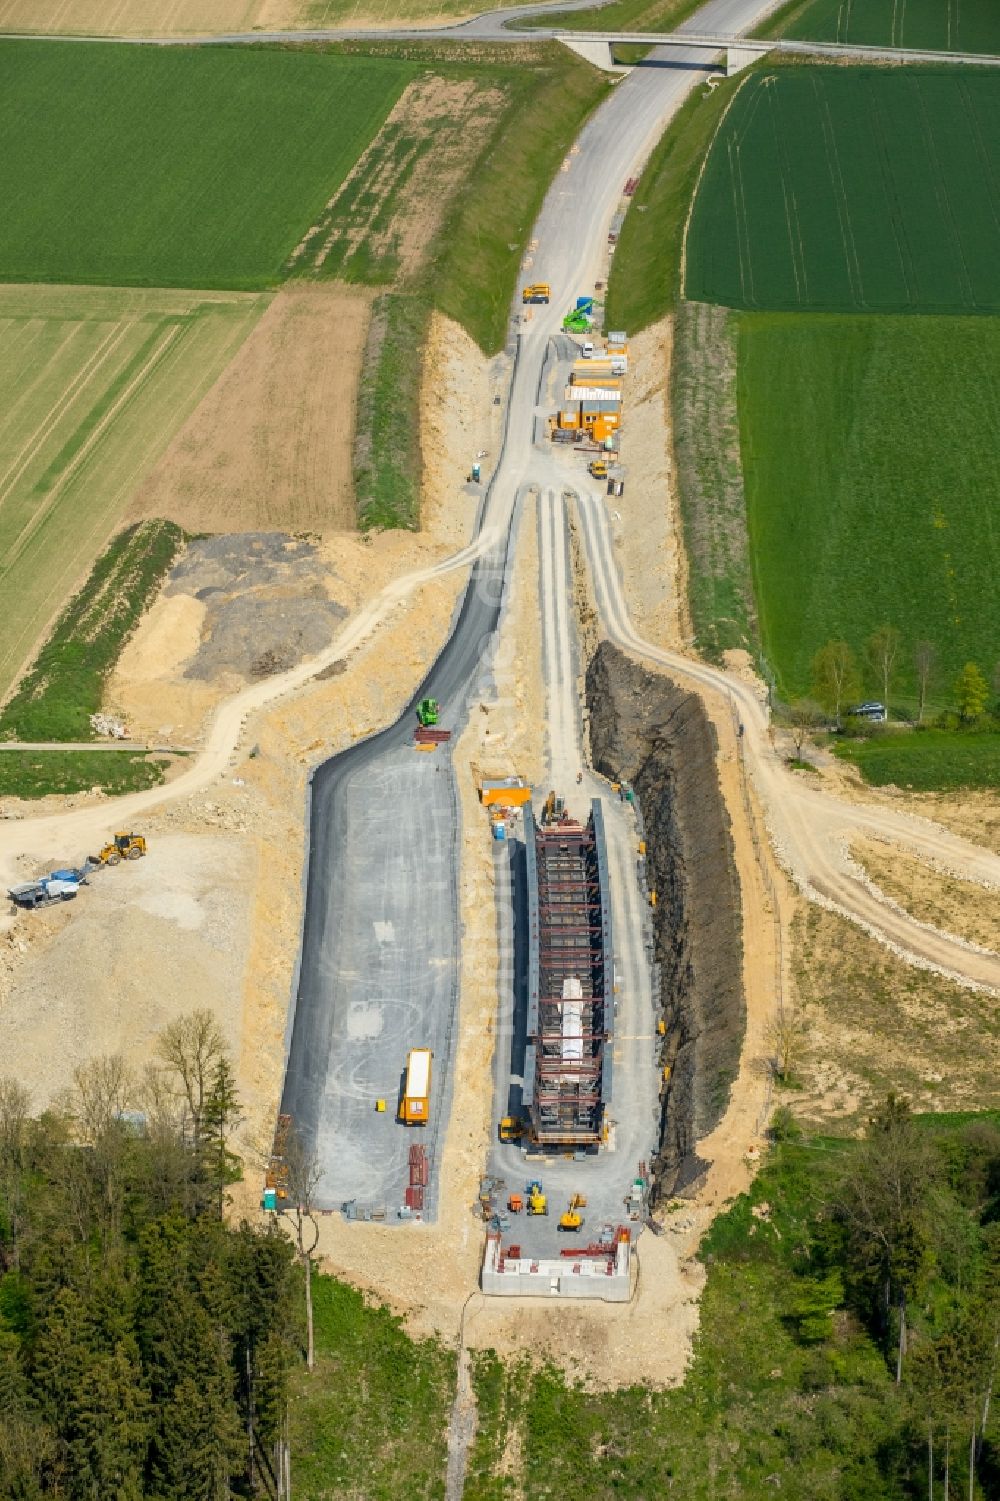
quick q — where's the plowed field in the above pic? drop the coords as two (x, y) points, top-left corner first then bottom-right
(0, 285), (266, 701)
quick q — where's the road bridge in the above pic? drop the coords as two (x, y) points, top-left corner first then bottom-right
(557, 29), (1000, 74)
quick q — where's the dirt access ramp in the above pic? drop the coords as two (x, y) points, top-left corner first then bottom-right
(128, 287), (370, 537)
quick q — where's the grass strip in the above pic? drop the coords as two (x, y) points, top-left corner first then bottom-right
(0, 519), (185, 742)
(432, 47), (609, 354)
(604, 67), (746, 333)
(515, 0), (700, 32)
(833, 728), (1000, 791)
(354, 292), (430, 530)
(671, 301), (758, 662)
(290, 1272), (454, 1500)
(0, 750), (169, 798)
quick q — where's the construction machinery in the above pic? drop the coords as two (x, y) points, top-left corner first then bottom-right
(559, 1193), (587, 1233)
(9, 868), (88, 910)
(522, 283), (550, 304)
(90, 831), (147, 866)
(526, 1180), (548, 1216)
(498, 1115), (525, 1143)
(588, 459), (609, 480)
(417, 698), (440, 727)
(262, 1112), (292, 1210)
(562, 296), (594, 333)
(400, 1048), (433, 1125)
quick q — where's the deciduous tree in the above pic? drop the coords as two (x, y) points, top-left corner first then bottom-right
(811, 640), (859, 726)
(954, 662), (988, 722)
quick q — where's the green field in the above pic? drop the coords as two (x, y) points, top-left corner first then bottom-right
(738, 312), (1000, 702)
(834, 729), (1000, 791)
(760, 0), (1000, 51)
(686, 66), (1000, 313)
(0, 284), (266, 703)
(0, 41), (413, 289)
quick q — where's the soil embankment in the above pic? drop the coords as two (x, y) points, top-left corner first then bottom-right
(586, 641), (744, 1197)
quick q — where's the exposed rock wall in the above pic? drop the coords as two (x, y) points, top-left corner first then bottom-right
(586, 641), (744, 1197)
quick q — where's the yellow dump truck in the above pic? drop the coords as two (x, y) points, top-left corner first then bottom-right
(522, 283), (551, 304)
(400, 1048), (433, 1125)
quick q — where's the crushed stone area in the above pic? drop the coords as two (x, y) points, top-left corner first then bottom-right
(165, 533), (346, 684)
(0, 833), (252, 1108)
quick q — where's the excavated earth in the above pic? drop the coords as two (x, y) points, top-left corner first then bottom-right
(586, 640), (744, 1199)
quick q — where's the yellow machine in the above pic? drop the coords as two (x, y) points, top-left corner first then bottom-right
(522, 283), (551, 304)
(588, 459), (609, 480)
(526, 1181), (548, 1216)
(558, 1193), (587, 1232)
(498, 1116), (525, 1143)
(92, 832), (147, 865)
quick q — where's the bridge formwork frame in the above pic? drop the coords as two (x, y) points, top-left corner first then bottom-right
(523, 800), (613, 1148)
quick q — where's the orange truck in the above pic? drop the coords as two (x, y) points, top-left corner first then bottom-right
(401, 1048), (433, 1125)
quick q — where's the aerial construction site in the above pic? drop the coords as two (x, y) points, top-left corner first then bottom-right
(4, 8), (1000, 1491)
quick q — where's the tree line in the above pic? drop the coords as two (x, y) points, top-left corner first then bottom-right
(772, 1097), (1000, 1498)
(0, 1011), (302, 1500)
(781, 627), (1000, 743)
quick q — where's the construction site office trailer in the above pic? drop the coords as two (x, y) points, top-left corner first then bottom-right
(402, 1048), (432, 1125)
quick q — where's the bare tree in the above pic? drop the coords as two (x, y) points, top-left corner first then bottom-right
(786, 699), (825, 760)
(866, 624), (901, 719)
(69, 1055), (136, 1248)
(915, 641), (936, 724)
(281, 1128), (324, 1373)
(156, 1009), (227, 1152)
(766, 1009), (808, 1085)
(72, 1054), (134, 1143)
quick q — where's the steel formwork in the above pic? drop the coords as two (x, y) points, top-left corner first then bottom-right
(523, 800), (614, 1146)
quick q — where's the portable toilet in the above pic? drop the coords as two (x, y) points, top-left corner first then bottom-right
(262, 1188), (278, 1212)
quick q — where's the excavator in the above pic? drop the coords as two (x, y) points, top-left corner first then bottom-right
(416, 698), (440, 727)
(558, 1193), (587, 1233)
(498, 1115), (525, 1143)
(90, 832), (147, 866)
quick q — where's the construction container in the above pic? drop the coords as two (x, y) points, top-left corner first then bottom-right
(401, 1048), (432, 1125)
(492, 822), (507, 842)
(480, 777), (532, 808)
